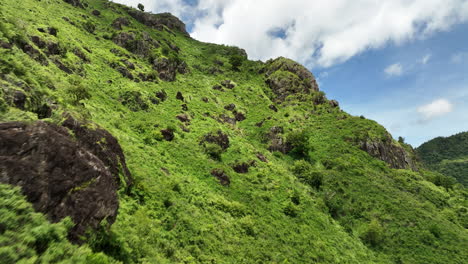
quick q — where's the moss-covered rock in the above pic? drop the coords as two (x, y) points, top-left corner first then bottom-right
(263, 57), (319, 102)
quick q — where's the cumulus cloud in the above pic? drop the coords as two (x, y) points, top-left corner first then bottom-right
(114, 0), (468, 68)
(417, 99), (454, 121)
(384, 63), (403, 77)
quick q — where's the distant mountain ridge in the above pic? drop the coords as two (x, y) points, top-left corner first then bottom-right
(417, 131), (468, 186)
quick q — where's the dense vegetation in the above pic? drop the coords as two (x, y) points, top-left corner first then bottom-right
(0, 184), (115, 263)
(417, 132), (468, 186)
(0, 0), (467, 263)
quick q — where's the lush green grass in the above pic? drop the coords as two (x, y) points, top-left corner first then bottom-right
(0, 0), (467, 263)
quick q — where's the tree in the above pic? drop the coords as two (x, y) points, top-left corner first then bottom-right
(287, 130), (310, 158)
(137, 3), (145, 12)
(398, 136), (405, 144)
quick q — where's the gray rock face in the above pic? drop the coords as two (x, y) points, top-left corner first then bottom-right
(0, 119), (132, 242)
(360, 134), (417, 171)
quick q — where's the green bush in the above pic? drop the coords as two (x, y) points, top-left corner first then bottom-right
(360, 219), (384, 247)
(0, 98), (8, 113)
(66, 84), (91, 105)
(0, 183), (114, 263)
(426, 172), (457, 189)
(283, 202), (299, 217)
(291, 160), (323, 189)
(287, 130), (310, 158)
(143, 130), (164, 145)
(229, 55), (243, 71)
(83, 21), (96, 34)
(311, 91), (326, 105)
(203, 142), (224, 160)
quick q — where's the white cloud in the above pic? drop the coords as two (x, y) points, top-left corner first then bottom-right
(421, 54), (431, 64)
(417, 98), (454, 120)
(384, 63), (403, 77)
(114, 0), (468, 68)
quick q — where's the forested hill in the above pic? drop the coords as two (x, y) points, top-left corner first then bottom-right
(0, 0), (467, 263)
(417, 132), (468, 186)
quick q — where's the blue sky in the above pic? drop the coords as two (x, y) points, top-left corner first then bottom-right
(316, 23), (468, 146)
(113, 0), (468, 146)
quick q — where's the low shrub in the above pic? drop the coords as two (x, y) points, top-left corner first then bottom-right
(360, 219), (384, 247)
(291, 160), (323, 189)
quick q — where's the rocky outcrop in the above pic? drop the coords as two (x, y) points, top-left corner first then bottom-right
(201, 130), (230, 150)
(161, 128), (175, 141)
(0, 39), (13, 49)
(232, 161), (255, 174)
(153, 57), (188, 81)
(329, 100), (339, 108)
(127, 10), (189, 37)
(266, 126), (292, 154)
(63, 0), (84, 8)
(120, 91), (148, 111)
(0, 119), (132, 242)
(111, 17), (130, 30)
(359, 134), (417, 171)
(112, 32), (159, 56)
(211, 169), (230, 186)
(262, 57), (319, 102)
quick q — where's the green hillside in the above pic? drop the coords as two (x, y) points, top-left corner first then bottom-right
(417, 132), (468, 186)
(0, 0), (467, 263)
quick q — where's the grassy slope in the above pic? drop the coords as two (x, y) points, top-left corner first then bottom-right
(0, 0), (467, 263)
(417, 132), (468, 186)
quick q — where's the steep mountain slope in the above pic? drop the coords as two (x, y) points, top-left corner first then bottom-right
(417, 132), (468, 186)
(0, 0), (467, 263)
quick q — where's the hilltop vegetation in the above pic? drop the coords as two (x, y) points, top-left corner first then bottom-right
(0, 0), (467, 263)
(417, 132), (468, 186)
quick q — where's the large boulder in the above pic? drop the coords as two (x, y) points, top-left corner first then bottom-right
(262, 57), (319, 102)
(0, 119), (132, 242)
